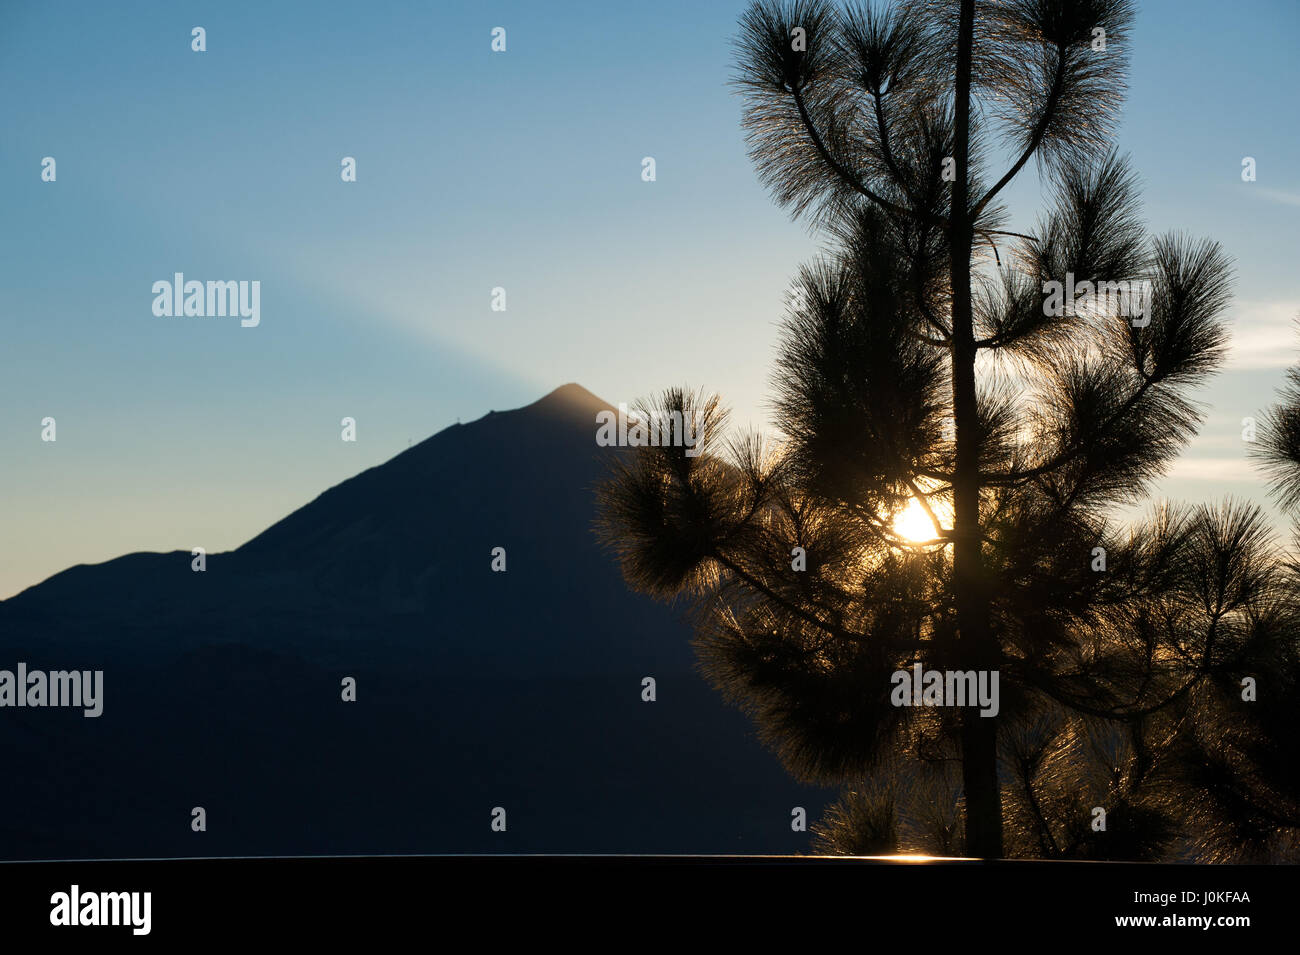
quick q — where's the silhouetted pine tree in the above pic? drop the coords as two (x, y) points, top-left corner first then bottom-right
(597, 0), (1299, 860)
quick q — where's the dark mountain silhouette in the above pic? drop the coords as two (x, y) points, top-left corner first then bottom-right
(0, 384), (827, 859)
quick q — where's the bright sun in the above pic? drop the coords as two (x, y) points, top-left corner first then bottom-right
(892, 497), (938, 543)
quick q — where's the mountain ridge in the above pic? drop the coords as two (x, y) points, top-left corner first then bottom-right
(2, 382), (615, 605)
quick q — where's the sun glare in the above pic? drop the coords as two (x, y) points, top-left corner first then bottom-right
(892, 497), (938, 543)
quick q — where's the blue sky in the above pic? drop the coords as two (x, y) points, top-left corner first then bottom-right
(1, 0), (1298, 597)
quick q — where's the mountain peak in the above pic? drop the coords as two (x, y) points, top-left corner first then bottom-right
(528, 382), (611, 414)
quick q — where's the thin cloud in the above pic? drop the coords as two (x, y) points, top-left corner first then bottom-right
(1163, 457), (1261, 482)
(1253, 188), (1300, 209)
(1223, 299), (1300, 370)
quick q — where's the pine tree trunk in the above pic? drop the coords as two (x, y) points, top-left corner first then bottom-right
(949, 0), (1003, 859)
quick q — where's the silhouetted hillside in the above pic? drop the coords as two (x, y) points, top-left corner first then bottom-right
(0, 384), (828, 859)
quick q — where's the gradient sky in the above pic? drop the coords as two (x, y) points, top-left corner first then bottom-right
(1, 0), (1298, 598)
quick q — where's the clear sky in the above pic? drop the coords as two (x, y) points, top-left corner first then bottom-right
(1, 0), (1297, 598)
